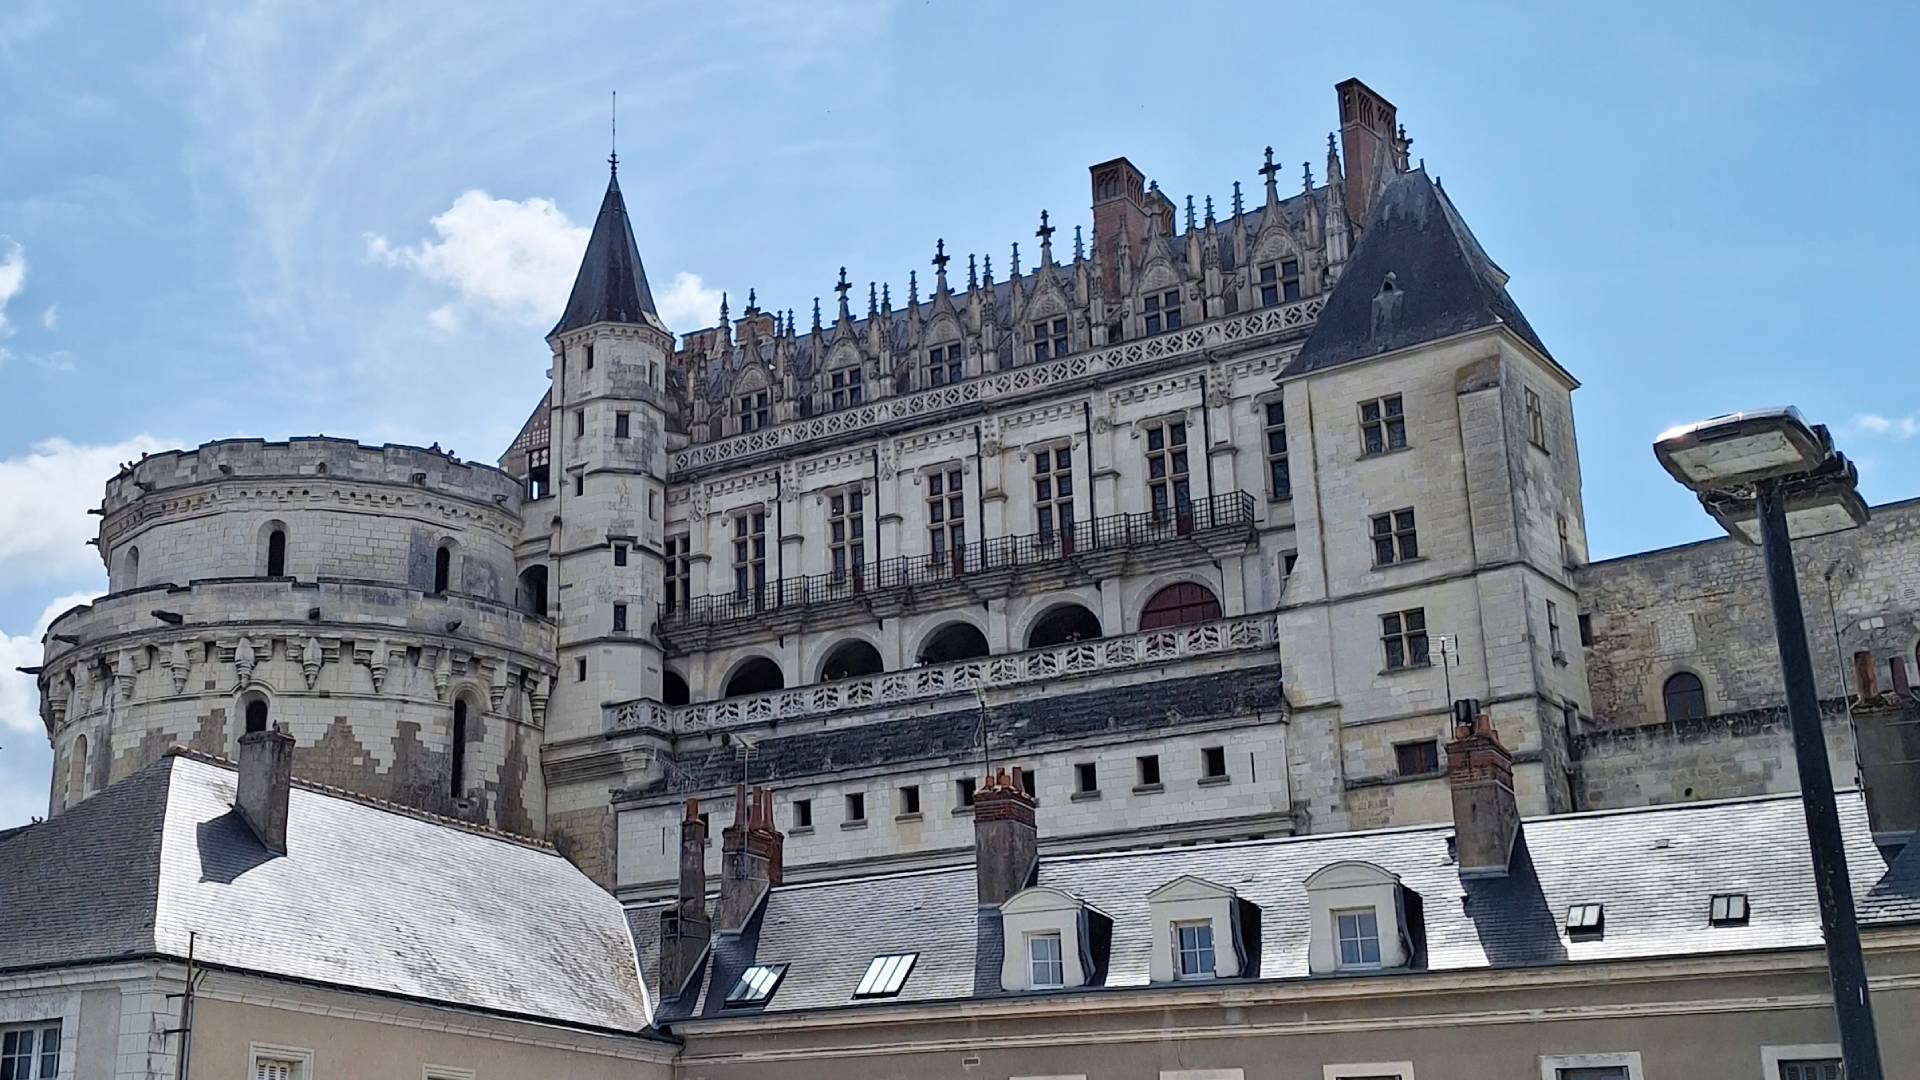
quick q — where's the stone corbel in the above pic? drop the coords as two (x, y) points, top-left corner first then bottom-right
(529, 673), (551, 727)
(489, 659), (511, 714)
(232, 636), (258, 690)
(296, 635), (324, 690)
(432, 648), (452, 701)
(48, 672), (70, 725)
(162, 640), (195, 696)
(367, 638), (393, 694)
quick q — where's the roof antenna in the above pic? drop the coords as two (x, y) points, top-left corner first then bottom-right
(609, 90), (618, 174)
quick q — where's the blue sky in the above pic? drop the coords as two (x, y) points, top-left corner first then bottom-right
(2, 1), (1916, 825)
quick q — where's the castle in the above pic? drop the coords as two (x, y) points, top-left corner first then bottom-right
(30, 77), (1920, 901)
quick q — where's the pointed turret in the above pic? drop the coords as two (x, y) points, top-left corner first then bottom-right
(551, 166), (660, 338)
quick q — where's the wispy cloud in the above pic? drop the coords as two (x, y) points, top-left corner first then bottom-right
(1851, 412), (1920, 440)
(0, 435), (173, 580)
(366, 190), (588, 332)
(40, 305), (56, 330)
(0, 237), (24, 337)
(656, 272), (723, 331)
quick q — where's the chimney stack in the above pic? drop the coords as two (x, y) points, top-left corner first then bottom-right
(236, 727), (295, 855)
(1088, 157), (1149, 303)
(1445, 700), (1520, 878)
(1335, 78), (1399, 227)
(658, 799), (712, 1000)
(973, 766), (1038, 906)
(715, 785), (783, 933)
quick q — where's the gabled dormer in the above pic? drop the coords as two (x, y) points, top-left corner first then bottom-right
(998, 885), (1113, 993)
(1303, 860), (1424, 975)
(1146, 874), (1260, 982)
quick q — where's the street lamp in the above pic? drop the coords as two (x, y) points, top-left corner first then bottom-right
(1653, 406), (1882, 1079)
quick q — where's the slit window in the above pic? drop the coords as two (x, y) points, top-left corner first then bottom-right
(612, 603), (627, 633)
(576, 656), (588, 682)
(852, 953), (917, 998)
(450, 699), (468, 797)
(723, 963), (788, 1007)
(1526, 387), (1548, 449)
(1709, 893), (1750, 926)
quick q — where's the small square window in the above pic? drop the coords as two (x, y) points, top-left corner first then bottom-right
(1173, 920), (1214, 979)
(723, 963), (788, 1007)
(1335, 907), (1382, 967)
(956, 777), (976, 807)
(1708, 892), (1750, 926)
(1394, 740), (1440, 777)
(614, 411), (630, 439)
(853, 952), (917, 998)
(1074, 762), (1098, 794)
(1027, 931), (1065, 989)
(613, 543), (628, 566)
(898, 784), (920, 816)
(1136, 754), (1161, 789)
(844, 792), (866, 823)
(792, 798), (812, 829)
(1565, 902), (1605, 937)
(1200, 746), (1228, 779)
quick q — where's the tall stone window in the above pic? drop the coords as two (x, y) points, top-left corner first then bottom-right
(663, 535), (690, 615)
(1380, 608), (1429, 670)
(1144, 419), (1191, 524)
(1547, 600), (1564, 656)
(927, 467), (965, 570)
(927, 342), (964, 387)
(1526, 387), (1548, 450)
(829, 489), (866, 586)
(1662, 671), (1708, 722)
(450, 698), (469, 798)
(732, 510), (767, 605)
(1142, 288), (1182, 334)
(1370, 509), (1419, 565)
(525, 446), (550, 500)
(1359, 394), (1407, 455)
(737, 391), (770, 433)
(433, 544), (453, 593)
(1033, 444), (1075, 546)
(1264, 400), (1291, 501)
(1258, 258), (1301, 306)
(1031, 317), (1069, 361)
(265, 527), (288, 577)
(69, 733), (89, 803)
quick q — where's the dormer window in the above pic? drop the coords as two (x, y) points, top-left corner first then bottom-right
(1142, 289), (1182, 334)
(1304, 861), (1421, 975)
(831, 367), (864, 409)
(1173, 920), (1215, 980)
(737, 391), (769, 433)
(1258, 259), (1301, 307)
(1032, 317), (1069, 361)
(999, 885), (1112, 993)
(1027, 931), (1064, 989)
(927, 343), (963, 387)
(1335, 908), (1382, 968)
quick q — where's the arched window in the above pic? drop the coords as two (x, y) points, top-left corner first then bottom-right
(434, 545), (453, 594)
(450, 699), (469, 798)
(519, 565), (549, 616)
(1662, 672), (1707, 723)
(123, 546), (140, 590)
(1026, 604), (1103, 650)
(820, 640), (884, 682)
(70, 733), (89, 803)
(244, 696), (270, 734)
(662, 670), (691, 706)
(266, 528), (287, 577)
(1139, 583), (1222, 630)
(918, 622), (991, 665)
(724, 657), (785, 698)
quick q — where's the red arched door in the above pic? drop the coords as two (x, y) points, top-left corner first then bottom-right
(1139, 583), (1221, 630)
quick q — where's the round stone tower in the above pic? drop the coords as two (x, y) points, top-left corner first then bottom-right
(37, 437), (557, 834)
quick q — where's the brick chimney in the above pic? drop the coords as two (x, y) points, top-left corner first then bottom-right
(1445, 700), (1520, 878)
(715, 785), (783, 933)
(1089, 157), (1149, 302)
(1336, 78), (1399, 226)
(235, 727), (294, 855)
(658, 798), (711, 1000)
(974, 766), (1038, 906)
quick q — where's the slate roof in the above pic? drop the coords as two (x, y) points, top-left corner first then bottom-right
(643, 791), (1890, 1021)
(0, 753), (656, 1036)
(552, 167), (661, 338)
(1864, 835), (1920, 925)
(1288, 169), (1551, 377)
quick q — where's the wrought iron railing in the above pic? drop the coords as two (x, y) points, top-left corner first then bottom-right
(662, 490), (1255, 632)
(608, 612), (1277, 736)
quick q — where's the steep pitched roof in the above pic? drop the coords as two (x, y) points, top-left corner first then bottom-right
(1288, 169), (1550, 376)
(551, 168), (660, 338)
(0, 753), (655, 1036)
(642, 791), (1888, 1021)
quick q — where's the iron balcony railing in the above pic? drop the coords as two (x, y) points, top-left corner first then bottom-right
(663, 490), (1255, 632)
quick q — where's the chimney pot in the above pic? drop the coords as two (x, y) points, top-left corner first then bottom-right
(236, 727), (295, 855)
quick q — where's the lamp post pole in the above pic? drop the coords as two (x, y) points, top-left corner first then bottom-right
(1756, 479), (1884, 1079)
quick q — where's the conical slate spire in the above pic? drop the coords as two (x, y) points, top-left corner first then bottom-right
(551, 167), (659, 337)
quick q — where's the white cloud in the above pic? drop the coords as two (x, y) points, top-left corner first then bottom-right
(0, 236), (24, 337)
(0, 436), (173, 581)
(365, 190), (589, 331)
(656, 271), (723, 331)
(1851, 413), (1920, 440)
(40, 304), (56, 330)
(0, 591), (99, 739)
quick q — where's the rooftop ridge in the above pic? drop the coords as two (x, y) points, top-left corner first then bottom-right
(162, 746), (559, 854)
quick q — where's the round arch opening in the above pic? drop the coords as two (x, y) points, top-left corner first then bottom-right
(518, 565), (549, 616)
(1662, 671), (1707, 723)
(820, 640), (885, 682)
(242, 693), (271, 734)
(662, 670), (691, 706)
(1025, 604), (1103, 650)
(918, 622), (991, 665)
(724, 657), (786, 698)
(1139, 582), (1222, 630)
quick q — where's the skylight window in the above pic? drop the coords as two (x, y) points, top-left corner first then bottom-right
(1565, 903), (1605, 937)
(1709, 893), (1751, 926)
(723, 963), (788, 1007)
(853, 953), (918, 999)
